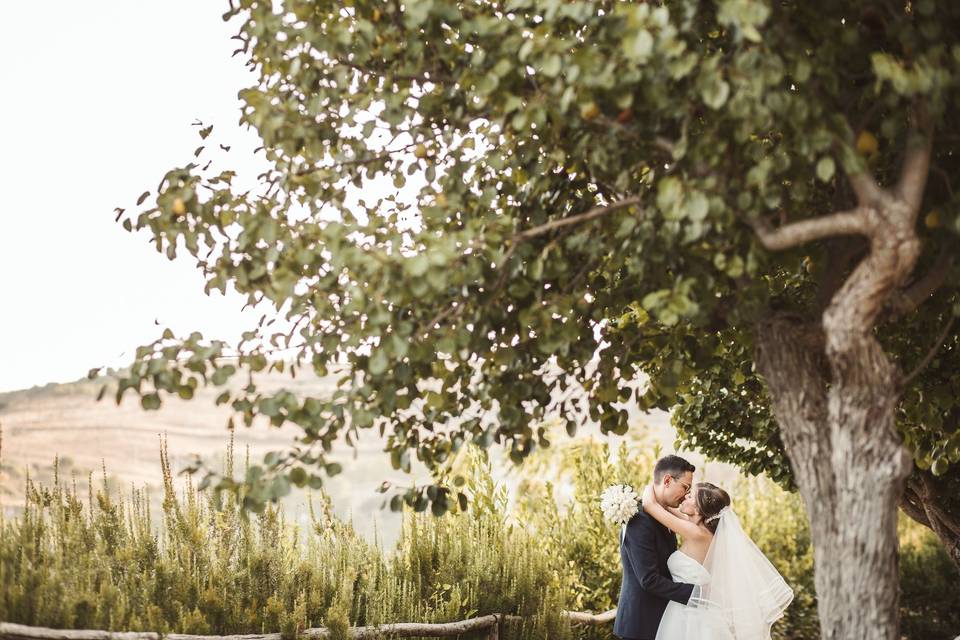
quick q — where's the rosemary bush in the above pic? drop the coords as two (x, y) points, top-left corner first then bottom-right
(0, 443), (569, 640)
(1, 436), (955, 639)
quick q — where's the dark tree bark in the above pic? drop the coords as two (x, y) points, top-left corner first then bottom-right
(902, 469), (960, 569)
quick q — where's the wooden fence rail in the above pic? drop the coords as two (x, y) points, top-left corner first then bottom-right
(0, 610), (616, 640)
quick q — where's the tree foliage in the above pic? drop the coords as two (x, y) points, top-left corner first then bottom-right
(105, 0), (960, 560)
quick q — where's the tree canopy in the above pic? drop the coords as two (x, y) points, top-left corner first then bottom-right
(105, 0), (960, 574)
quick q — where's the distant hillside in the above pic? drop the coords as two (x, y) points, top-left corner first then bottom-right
(0, 369), (407, 541)
(0, 371), (710, 547)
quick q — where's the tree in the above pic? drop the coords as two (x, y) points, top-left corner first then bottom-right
(104, 1), (960, 638)
(669, 298), (960, 573)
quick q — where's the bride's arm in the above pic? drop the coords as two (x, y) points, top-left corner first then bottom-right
(641, 484), (708, 541)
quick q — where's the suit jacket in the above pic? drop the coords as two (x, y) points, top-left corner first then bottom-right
(613, 507), (695, 640)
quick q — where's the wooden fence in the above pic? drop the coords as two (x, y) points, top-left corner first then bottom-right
(0, 609), (616, 640)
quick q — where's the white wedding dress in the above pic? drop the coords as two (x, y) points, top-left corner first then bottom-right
(654, 508), (793, 640)
(655, 550), (734, 640)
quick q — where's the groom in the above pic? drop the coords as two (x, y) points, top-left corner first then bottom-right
(614, 455), (696, 640)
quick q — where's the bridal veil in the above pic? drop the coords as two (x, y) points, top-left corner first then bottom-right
(687, 507), (794, 639)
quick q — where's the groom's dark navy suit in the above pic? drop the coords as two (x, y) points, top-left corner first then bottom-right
(613, 505), (695, 640)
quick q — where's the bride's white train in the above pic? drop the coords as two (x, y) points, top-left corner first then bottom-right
(656, 507), (793, 640)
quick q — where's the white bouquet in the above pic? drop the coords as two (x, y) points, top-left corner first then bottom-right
(600, 483), (640, 525)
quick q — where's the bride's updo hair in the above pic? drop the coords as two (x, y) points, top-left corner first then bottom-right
(695, 482), (731, 534)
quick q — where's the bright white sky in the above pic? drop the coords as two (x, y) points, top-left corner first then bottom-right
(0, 3), (275, 392)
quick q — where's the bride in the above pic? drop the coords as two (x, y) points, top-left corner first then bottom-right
(640, 482), (794, 640)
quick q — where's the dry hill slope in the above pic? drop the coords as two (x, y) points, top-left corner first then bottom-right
(0, 371), (700, 546)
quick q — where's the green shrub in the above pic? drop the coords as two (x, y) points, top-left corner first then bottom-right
(512, 437), (653, 640)
(0, 442), (568, 640)
(1, 435), (957, 640)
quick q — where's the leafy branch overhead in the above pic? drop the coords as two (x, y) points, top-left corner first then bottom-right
(101, 0), (960, 528)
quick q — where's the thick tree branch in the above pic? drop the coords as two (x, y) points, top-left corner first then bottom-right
(918, 474), (960, 538)
(753, 317), (831, 499)
(815, 237), (868, 312)
(896, 107), (934, 217)
(900, 482), (931, 528)
(897, 136), (933, 216)
(928, 503), (960, 538)
(848, 172), (886, 206)
(838, 108), (888, 206)
(752, 207), (870, 251)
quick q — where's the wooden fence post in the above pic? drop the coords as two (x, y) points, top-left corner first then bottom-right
(486, 614), (499, 640)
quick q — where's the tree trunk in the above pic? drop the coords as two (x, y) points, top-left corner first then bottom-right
(756, 314), (913, 640)
(749, 118), (935, 637)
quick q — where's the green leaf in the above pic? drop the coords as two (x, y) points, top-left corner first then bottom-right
(289, 467), (307, 487)
(686, 192), (709, 221)
(270, 475), (291, 499)
(816, 157), (836, 182)
(717, 0), (771, 43)
(369, 349), (389, 375)
(931, 457), (948, 476)
(325, 462), (343, 477)
(624, 30), (654, 63)
(403, 0), (432, 27)
(258, 397), (280, 417)
(540, 54), (562, 78)
(431, 495), (448, 516)
(656, 176), (683, 215)
(615, 215), (637, 238)
(701, 76), (730, 110)
(407, 255), (429, 277)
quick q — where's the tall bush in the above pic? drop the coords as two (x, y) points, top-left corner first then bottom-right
(2, 436), (957, 639)
(0, 442), (569, 640)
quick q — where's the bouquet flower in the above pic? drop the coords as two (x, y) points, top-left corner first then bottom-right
(600, 483), (640, 525)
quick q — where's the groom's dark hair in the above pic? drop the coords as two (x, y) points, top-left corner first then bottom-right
(653, 455), (696, 483)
